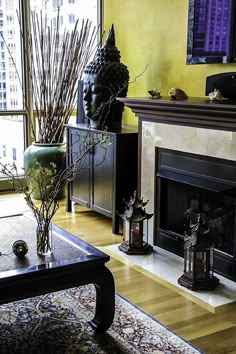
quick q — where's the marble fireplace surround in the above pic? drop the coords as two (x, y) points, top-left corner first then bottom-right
(118, 97), (236, 246)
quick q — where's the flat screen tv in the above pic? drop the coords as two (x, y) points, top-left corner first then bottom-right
(187, 0), (236, 64)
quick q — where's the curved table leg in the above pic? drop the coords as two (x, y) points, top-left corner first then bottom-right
(88, 266), (115, 333)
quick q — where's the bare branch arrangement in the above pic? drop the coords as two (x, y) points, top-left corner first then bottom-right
(27, 10), (98, 143)
(0, 128), (109, 219)
(0, 128), (109, 254)
(0, 9), (98, 143)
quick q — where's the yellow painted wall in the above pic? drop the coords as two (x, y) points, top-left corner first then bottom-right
(103, 0), (236, 126)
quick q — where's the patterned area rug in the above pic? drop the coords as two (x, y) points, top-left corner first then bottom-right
(0, 284), (202, 354)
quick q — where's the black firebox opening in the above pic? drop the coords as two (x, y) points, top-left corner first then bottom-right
(155, 148), (236, 281)
(160, 179), (235, 256)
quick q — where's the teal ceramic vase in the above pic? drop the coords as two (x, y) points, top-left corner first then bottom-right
(24, 142), (66, 200)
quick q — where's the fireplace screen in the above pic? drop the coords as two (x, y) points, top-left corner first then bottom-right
(155, 148), (236, 281)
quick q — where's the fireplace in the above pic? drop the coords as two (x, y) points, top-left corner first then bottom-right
(118, 96), (236, 282)
(155, 148), (236, 281)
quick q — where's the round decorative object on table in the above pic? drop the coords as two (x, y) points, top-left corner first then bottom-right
(12, 240), (28, 257)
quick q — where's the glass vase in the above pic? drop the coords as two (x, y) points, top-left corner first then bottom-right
(36, 220), (52, 256)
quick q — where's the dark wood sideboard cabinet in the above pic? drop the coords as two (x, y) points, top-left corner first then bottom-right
(65, 124), (138, 234)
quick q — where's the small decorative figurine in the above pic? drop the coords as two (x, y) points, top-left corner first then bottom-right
(168, 88), (188, 100)
(208, 88), (227, 101)
(148, 88), (161, 99)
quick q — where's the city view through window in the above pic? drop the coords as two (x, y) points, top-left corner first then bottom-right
(0, 0), (98, 180)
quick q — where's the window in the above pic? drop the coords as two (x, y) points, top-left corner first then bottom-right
(5, 0), (14, 10)
(53, 0), (63, 9)
(10, 98), (18, 107)
(53, 15), (63, 27)
(2, 145), (6, 157)
(6, 15), (14, 25)
(68, 14), (75, 24)
(7, 29), (15, 38)
(10, 84), (17, 93)
(0, 0), (25, 183)
(9, 70), (17, 80)
(12, 147), (16, 160)
(8, 43), (16, 52)
(0, 0), (101, 187)
(8, 57), (15, 67)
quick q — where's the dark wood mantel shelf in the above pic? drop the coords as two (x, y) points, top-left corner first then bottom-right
(118, 97), (236, 132)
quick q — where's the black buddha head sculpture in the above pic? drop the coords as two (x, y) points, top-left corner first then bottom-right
(82, 24), (129, 130)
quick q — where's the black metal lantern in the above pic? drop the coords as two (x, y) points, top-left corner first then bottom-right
(178, 200), (219, 291)
(178, 245), (219, 290)
(118, 191), (153, 255)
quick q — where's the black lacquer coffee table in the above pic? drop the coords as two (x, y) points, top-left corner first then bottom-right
(0, 214), (115, 333)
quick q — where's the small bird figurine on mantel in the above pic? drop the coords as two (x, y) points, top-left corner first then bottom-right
(148, 88), (161, 99)
(208, 88), (228, 101)
(168, 88), (188, 100)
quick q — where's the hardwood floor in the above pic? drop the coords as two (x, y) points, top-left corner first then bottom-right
(52, 200), (236, 354)
(2, 194), (236, 353)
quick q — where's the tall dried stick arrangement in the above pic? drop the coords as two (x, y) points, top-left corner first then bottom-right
(27, 9), (98, 143)
(0, 9), (98, 144)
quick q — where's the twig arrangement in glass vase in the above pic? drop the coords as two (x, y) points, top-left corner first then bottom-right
(0, 129), (109, 255)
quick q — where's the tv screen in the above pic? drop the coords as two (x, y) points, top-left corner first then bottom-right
(187, 0), (236, 64)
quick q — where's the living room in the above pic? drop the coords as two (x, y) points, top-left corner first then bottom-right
(1, 0), (236, 352)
